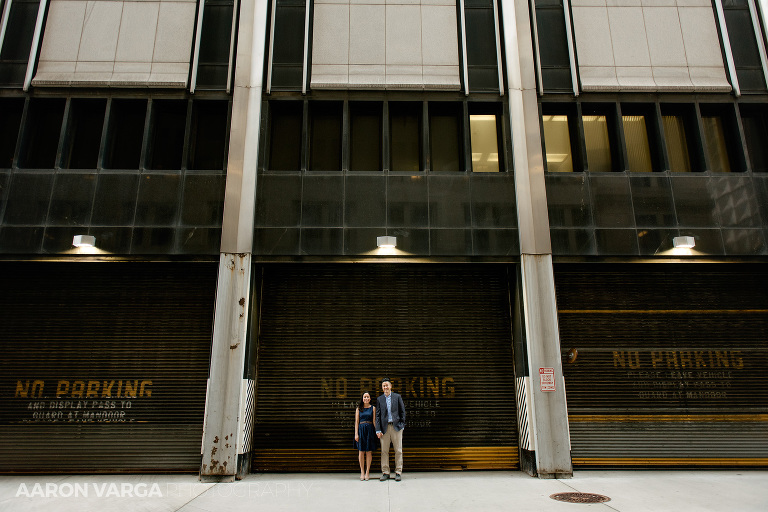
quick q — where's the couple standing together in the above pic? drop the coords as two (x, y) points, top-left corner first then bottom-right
(354, 377), (406, 481)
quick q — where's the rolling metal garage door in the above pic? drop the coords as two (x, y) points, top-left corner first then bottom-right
(252, 264), (518, 471)
(557, 264), (768, 467)
(0, 261), (217, 473)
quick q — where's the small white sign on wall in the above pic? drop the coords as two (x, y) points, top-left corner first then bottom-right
(539, 367), (555, 392)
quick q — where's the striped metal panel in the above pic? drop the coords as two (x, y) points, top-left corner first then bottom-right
(515, 376), (532, 451)
(252, 264), (518, 471)
(556, 263), (768, 467)
(0, 262), (217, 472)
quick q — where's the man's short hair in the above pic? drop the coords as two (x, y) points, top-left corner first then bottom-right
(381, 377), (391, 384)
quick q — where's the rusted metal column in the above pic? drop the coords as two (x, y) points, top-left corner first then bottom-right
(200, 0), (268, 481)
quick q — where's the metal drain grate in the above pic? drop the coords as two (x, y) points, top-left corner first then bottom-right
(550, 492), (611, 504)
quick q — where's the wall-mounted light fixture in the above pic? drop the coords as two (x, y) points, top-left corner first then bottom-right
(72, 235), (96, 247)
(672, 236), (695, 249)
(377, 236), (397, 249)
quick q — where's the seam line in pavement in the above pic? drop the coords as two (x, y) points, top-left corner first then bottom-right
(556, 478), (620, 512)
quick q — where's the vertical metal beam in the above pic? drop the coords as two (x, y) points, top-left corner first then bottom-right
(561, 0), (578, 96)
(501, 0), (572, 479)
(265, 0), (277, 94)
(493, 0), (504, 96)
(190, 0), (207, 93)
(0, 0), (12, 55)
(714, 0), (741, 97)
(748, 0), (768, 91)
(23, 0), (48, 91)
(301, 0), (310, 94)
(227, 0), (240, 93)
(458, 0), (469, 96)
(201, 0), (269, 481)
(529, 0), (544, 96)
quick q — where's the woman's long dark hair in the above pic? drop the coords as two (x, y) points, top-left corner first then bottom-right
(358, 392), (372, 410)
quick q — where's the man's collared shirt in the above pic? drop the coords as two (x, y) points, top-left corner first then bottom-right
(386, 393), (393, 423)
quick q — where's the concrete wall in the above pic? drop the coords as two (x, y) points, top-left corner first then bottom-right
(33, 0), (196, 87)
(311, 0), (460, 90)
(571, 0), (731, 92)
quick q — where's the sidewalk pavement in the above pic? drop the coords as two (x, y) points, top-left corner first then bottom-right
(2, 470), (767, 512)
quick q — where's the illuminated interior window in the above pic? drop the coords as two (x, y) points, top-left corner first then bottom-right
(702, 116), (731, 173)
(582, 115), (612, 172)
(622, 115), (652, 172)
(542, 115), (573, 172)
(662, 115), (691, 172)
(470, 114), (500, 172)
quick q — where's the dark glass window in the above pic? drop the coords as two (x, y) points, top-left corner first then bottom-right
(64, 99), (107, 170)
(148, 100), (187, 170)
(196, 0), (235, 89)
(389, 102), (422, 172)
(464, 0), (499, 92)
(271, 0), (306, 90)
(722, 0), (766, 93)
(349, 102), (382, 171)
(91, 173), (140, 225)
(0, 0), (39, 86)
(18, 98), (65, 169)
(0, 98), (24, 168)
(740, 105), (768, 171)
(429, 102), (463, 172)
(534, 0), (572, 92)
(701, 115), (732, 172)
(104, 99), (148, 169)
(189, 100), (229, 170)
(699, 104), (743, 173)
(181, 174), (226, 225)
(269, 101), (303, 170)
(309, 101), (342, 171)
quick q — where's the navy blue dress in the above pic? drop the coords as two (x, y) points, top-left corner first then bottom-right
(354, 406), (378, 451)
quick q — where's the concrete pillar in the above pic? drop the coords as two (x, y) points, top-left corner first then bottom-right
(501, 0), (572, 478)
(200, 0), (268, 481)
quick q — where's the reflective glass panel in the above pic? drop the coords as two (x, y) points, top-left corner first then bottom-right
(702, 116), (731, 173)
(542, 115), (573, 172)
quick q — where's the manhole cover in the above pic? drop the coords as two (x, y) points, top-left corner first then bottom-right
(550, 492), (611, 504)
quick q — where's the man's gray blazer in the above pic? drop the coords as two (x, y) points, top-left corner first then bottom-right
(376, 392), (406, 433)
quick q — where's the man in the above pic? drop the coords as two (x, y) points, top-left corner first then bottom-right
(375, 377), (406, 481)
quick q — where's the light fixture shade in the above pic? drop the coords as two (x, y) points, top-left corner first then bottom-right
(377, 236), (397, 248)
(673, 236), (695, 249)
(73, 235), (96, 247)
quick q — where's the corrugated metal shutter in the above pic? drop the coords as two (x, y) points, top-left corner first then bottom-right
(556, 263), (768, 467)
(0, 262), (217, 473)
(252, 264), (518, 471)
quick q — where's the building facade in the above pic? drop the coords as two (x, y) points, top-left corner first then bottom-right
(1, 0), (767, 478)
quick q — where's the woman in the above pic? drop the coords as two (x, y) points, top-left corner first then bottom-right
(354, 391), (377, 480)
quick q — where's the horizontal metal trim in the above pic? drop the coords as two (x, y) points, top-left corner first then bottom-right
(560, 310), (768, 314)
(573, 457), (768, 466)
(569, 414), (768, 423)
